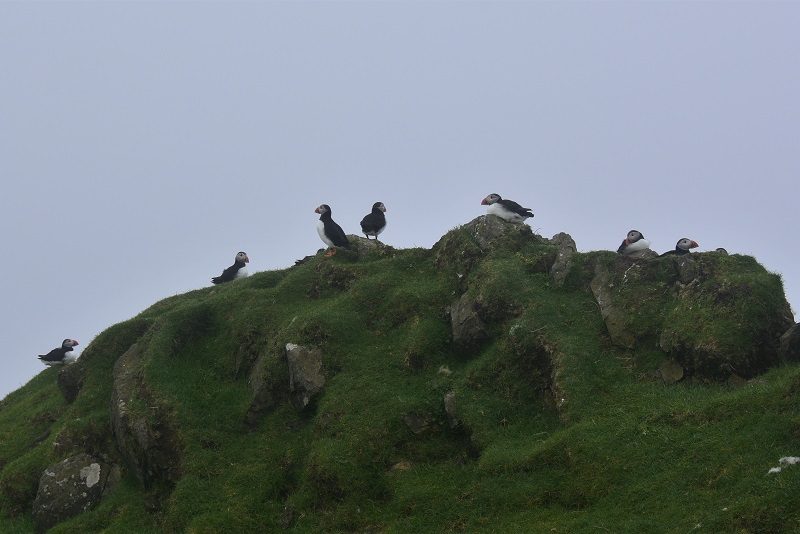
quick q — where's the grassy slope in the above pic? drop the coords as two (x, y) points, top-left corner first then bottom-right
(1, 233), (798, 533)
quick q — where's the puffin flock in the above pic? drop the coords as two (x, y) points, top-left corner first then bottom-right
(37, 193), (704, 365)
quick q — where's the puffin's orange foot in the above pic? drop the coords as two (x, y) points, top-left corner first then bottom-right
(325, 248), (337, 257)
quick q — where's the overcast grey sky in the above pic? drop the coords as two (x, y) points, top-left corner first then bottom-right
(2, 2), (798, 399)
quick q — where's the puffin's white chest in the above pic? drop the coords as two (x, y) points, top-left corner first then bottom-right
(317, 220), (334, 247)
(487, 203), (524, 223)
(235, 267), (249, 279)
(623, 239), (651, 255)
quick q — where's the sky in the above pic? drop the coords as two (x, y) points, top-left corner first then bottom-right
(1, 2), (798, 399)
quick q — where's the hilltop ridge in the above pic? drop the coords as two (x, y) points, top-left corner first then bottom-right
(2, 215), (799, 533)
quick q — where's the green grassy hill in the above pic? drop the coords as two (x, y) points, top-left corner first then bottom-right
(2, 216), (798, 533)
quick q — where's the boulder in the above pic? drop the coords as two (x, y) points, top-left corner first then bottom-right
(780, 323), (800, 362)
(286, 343), (326, 410)
(548, 232), (577, 288)
(403, 413), (432, 435)
(659, 359), (685, 385)
(31, 454), (111, 532)
(343, 235), (395, 258)
(449, 293), (489, 349)
(111, 339), (181, 492)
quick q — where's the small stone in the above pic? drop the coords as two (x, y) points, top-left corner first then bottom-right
(659, 359), (684, 385)
(391, 460), (413, 471)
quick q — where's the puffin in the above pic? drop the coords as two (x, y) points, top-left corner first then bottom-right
(360, 202), (387, 240)
(38, 339), (79, 366)
(481, 193), (534, 223)
(211, 251), (250, 284)
(617, 230), (651, 256)
(660, 238), (699, 256)
(315, 204), (349, 256)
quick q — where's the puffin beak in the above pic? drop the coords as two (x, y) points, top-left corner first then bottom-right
(624, 239), (630, 245)
(245, 257), (250, 263)
(314, 207), (321, 214)
(480, 198), (488, 205)
(73, 341), (79, 346)
(381, 206), (387, 212)
(690, 241), (699, 248)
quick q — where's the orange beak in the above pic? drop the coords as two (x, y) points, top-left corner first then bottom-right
(690, 241), (699, 249)
(480, 198), (488, 205)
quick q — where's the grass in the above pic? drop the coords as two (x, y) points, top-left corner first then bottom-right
(1, 224), (798, 532)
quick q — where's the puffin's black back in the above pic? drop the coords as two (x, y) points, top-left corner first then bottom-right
(498, 198), (534, 218)
(320, 210), (350, 247)
(38, 347), (69, 362)
(360, 206), (386, 234)
(212, 261), (246, 284)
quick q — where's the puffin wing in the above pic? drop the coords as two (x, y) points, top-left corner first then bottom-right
(360, 213), (381, 233)
(38, 348), (64, 362)
(212, 263), (238, 284)
(498, 199), (534, 218)
(327, 220), (350, 247)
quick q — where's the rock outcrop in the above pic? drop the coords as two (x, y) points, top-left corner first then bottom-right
(548, 232), (577, 288)
(110, 338), (181, 492)
(779, 323), (800, 362)
(286, 343), (326, 410)
(31, 454), (111, 532)
(449, 293), (489, 349)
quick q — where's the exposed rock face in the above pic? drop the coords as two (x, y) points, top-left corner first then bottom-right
(449, 293), (489, 349)
(110, 339), (181, 492)
(32, 454), (110, 532)
(286, 343), (326, 410)
(57, 361), (86, 403)
(590, 262), (636, 349)
(780, 323), (800, 362)
(548, 232), (577, 288)
(443, 391), (459, 428)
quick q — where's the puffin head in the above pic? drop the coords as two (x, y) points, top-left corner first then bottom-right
(373, 202), (387, 213)
(481, 193), (502, 205)
(235, 251), (249, 264)
(62, 339), (79, 349)
(315, 204), (331, 215)
(676, 238), (700, 251)
(625, 230), (645, 245)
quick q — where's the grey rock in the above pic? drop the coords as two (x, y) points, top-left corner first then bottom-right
(32, 454), (110, 532)
(548, 232), (577, 288)
(286, 343), (326, 410)
(449, 293), (489, 348)
(673, 255), (699, 284)
(403, 413), (431, 435)
(111, 337), (182, 491)
(443, 391), (459, 428)
(590, 262), (636, 349)
(344, 234), (395, 257)
(467, 214), (534, 249)
(659, 359), (684, 385)
(780, 323), (800, 362)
